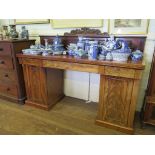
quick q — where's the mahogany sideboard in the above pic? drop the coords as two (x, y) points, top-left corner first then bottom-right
(17, 53), (145, 134)
(0, 39), (35, 103)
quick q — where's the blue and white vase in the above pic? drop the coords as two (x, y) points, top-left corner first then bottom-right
(88, 45), (98, 60)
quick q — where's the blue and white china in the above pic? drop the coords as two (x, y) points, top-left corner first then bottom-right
(102, 35), (116, 51)
(110, 40), (131, 61)
(98, 54), (106, 60)
(77, 36), (85, 50)
(30, 49), (42, 55)
(131, 50), (143, 61)
(22, 49), (32, 55)
(2, 25), (9, 39)
(51, 35), (65, 55)
(65, 36), (133, 62)
(63, 51), (67, 55)
(53, 34), (61, 45)
(106, 52), (113, 61)
(88, 45), (98, 60)
(20, 26), (29, 39)
(111, 50), (130, 61)
(74, 49), (86, 58)
(68, 49), (75, 56)
(67, 43), (77, 56)
(84, 39), (90, 52)
(30, 44), (44, 49)
(22, 49), (42, 55)
(9, 25), (18, 39)
(42, 49), (53, 56)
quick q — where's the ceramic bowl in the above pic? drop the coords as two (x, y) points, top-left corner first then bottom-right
(111, 52), (130, 62)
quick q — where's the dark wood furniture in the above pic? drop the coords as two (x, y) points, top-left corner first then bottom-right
(0, 39), (35, 103)
(143, 48), (155, 126)
(17, 33), (146, 134)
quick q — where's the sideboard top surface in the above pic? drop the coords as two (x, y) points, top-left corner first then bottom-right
(16, 54), (145, 70)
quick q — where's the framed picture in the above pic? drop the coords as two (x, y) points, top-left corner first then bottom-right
(109, 19), (149, 34)
(15, 19), (49, 24)
(51, 19), (106, 28)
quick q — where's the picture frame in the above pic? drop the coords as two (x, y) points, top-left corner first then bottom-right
(50, 19), (107, 29)
(15, 19), (49, 25)
(109, 19), (149, 35)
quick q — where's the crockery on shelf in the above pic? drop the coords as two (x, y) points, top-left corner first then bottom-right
(22, 49), (42, 55)
(9, 25), (18, 39)
(20, 26), (29, 39)
(42, 49), (53, 56)
(77, 36), (85, 50)
(88, 44), (98, 60)
(67, 43), (77, 56)
(98, 54), (106, 60)
(110, 40), (131, 62)
(111, 50), (130, 61)
(22, 49), (32, 54)
(131, 50), (143, 61)
(30, 44), (44, 49)
(66, 35), (133, 62)
(74, 49), (87, 58)
(106, 52), (113, 61)
(51, 35), (65, 55)
(2, 25), (9, 39)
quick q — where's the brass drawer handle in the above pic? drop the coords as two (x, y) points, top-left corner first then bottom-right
(0, 60), (4, 64)
(0, 48), (3, 51)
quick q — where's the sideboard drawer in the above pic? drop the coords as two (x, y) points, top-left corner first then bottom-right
(0, 43), (12, 56)
(0, 83), (18, 97)
(43, 60), (99, 73)
(0, 56), (14, 69)
(0, 69), (16, 83)
(105, 66), (135, 78)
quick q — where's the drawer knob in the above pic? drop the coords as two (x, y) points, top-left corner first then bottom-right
(7, 88), (10, 91)
(0, 60), (4, 64)
(0, 48), (3, 51)
(4, 74), (8, 77)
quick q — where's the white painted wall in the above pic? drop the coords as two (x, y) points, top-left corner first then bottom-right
(0, 19), (155, 111)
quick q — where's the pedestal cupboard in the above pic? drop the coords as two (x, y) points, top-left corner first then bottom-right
(0, 39), (35, 103)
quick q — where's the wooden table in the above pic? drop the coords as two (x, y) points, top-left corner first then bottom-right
(17, 54), (145, 134)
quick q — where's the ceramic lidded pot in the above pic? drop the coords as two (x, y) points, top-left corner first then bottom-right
(52, 35), (65, 55)
(20, 26), (29, 39)
(2, 25), (9, 39)
(131, 50), (143, 61)
(9, 24), (18, 39)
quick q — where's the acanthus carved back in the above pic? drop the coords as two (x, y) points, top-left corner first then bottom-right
(64, 27), (109, 37)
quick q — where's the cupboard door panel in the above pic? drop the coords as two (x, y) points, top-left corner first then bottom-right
(24, 65), (48, 105)
(98, 75), (134, 127)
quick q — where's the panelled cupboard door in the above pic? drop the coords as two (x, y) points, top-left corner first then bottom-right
(23, 65), (48, 105)
(98, 75), (134, 127)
